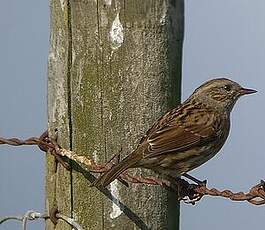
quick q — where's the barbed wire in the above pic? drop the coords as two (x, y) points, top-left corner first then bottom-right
(0, 130), (264, 206)
(0, 208), (83, 230)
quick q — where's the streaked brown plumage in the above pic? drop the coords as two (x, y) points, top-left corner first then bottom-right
(94, 78), (257, 187)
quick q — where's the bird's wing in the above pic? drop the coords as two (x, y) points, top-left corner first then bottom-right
(143, 107), (222, 158)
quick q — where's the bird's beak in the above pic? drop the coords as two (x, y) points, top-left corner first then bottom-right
(239, 87), (257, 96)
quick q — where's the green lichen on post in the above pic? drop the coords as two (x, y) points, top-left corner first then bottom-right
(47, 0), (184, 229)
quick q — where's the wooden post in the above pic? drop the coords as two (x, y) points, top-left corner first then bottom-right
(46, 0), (184, 229)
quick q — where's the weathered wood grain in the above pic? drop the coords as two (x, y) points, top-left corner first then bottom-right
(47, 0), (184, 229)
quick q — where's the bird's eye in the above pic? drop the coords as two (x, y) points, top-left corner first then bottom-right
(223, 85), (231, 91)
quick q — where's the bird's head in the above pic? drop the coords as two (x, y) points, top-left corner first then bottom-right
(191, 78), (257, 111)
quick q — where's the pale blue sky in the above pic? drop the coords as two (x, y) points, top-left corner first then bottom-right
(182, 1), (264, 229)
(0, 1), (264, 229)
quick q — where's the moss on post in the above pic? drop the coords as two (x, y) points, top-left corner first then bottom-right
(47, 0), (184, 229)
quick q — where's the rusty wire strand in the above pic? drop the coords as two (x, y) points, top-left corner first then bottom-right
(0, 131), (264, 205)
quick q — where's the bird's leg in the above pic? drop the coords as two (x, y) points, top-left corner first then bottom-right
(182, 173), (207, 186)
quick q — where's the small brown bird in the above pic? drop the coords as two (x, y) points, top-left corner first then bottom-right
(94, 78), (257, 187)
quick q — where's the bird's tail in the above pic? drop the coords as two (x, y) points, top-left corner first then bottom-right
(93, 151), (141, 187)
